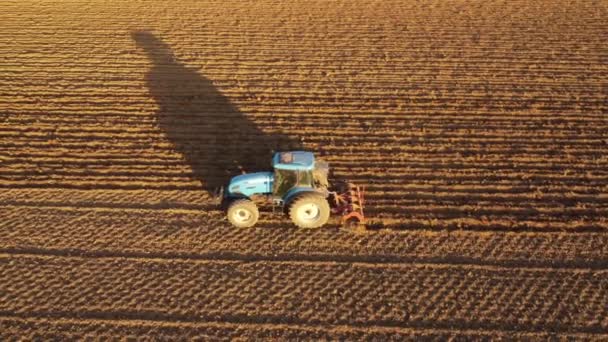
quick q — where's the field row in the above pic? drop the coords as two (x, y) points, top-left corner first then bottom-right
(4, 169), (606, 184)
(4, 172), (607, 201)
(3, 142), (607, 158)
(6, 167), (605, 180)
(2, 187), (605, 205)
(4, 108), (606, 120)
(4, 316), (603, 341)
(1, 27), (604, 41)
(3, 137), (606, 159)
(4, 108), (607, 121)
(3, 118), (606, 135)
(3, 152), (607, 167)
(3, 170), (605, 192)
(3, 178), (605, 204)
(3, 107), (605, 122)
(3, 126), (608, 143)
(4, 199), (605, 226)
(2, 78), (606, 88)
(1, 254), (606, 333)
(3, 172), (607, 198)
(3, 142), (606, 158)
(1, 31), (605, 46)
(1, 70), (605, 84)
(3, 94), (605, 105)
(2, 135), (604, 154)
(1, 191), (607, 268)
(2, 83), (606, 101)
(4, 167), (607, 184)
(5, 160), (607, 181)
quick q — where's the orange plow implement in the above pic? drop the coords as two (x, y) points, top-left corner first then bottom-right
(330, 182), (366, 228)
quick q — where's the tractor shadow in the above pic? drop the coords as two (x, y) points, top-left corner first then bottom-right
(132, 31), (301, 193)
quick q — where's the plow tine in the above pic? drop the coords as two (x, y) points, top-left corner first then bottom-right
(335, 181), (366, 227)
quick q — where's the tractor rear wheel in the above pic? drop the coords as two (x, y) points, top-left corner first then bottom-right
(227, 199), (259, 228)
(289, 193), (330, 229)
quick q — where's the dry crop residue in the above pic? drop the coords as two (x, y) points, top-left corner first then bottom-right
(0, 0), (607, 339)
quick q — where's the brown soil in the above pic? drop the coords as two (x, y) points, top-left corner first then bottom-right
(1, 0), (607, 339)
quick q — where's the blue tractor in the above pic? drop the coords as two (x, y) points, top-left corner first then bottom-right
(218, 151), (365, 228)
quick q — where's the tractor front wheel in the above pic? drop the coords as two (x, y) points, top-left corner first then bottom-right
(227, 199), (259, 228)
(289, 194), (330, 229)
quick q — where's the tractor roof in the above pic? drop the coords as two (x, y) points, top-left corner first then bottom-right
(272, 151), (315, 171)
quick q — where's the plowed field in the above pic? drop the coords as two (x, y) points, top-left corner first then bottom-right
(1, 0), (607, 339)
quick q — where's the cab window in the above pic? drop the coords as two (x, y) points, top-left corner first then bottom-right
(274, 169), (297, 196)
(274, 169), (313, 196)
(296, 170), (313, 187)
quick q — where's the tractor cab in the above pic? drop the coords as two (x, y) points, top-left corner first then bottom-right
(272, 151), (330, 200)
(272, 151), (317, 199)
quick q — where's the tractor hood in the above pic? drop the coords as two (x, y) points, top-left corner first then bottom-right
(227, 172), (273, 197)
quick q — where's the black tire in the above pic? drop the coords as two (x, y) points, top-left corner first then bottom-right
(288, 193), (330, 229)
(227, 199), (259, 228)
